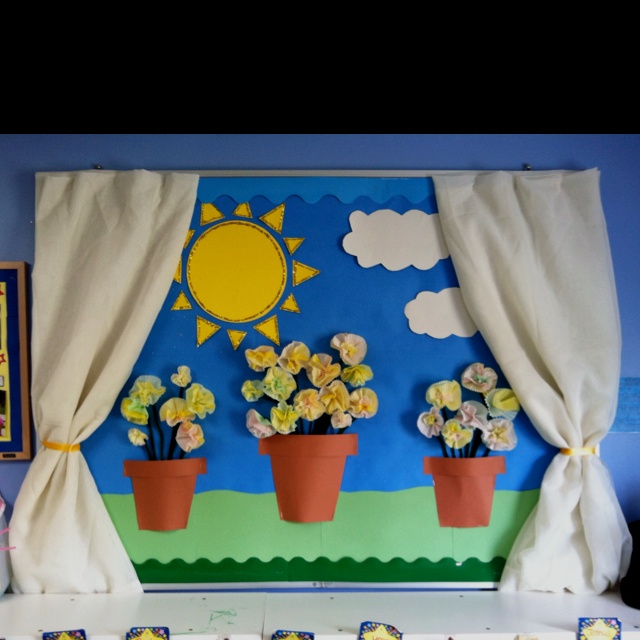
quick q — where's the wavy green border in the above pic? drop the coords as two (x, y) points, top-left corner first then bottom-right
(133, 556), (506, 584)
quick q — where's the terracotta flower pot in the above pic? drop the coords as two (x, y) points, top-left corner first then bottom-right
(123, 457), (207, 531)
(423, 455), (506, 528)
(259, 434), (358, 523)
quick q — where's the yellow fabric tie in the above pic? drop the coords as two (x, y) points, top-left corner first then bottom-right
(42, 440), (80, 452)
(560, 446), (597, 456)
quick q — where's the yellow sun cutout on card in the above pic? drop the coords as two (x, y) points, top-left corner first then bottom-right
(172, 201), (320, 350)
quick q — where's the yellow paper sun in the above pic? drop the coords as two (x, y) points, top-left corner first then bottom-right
(171, 201), (319, 350)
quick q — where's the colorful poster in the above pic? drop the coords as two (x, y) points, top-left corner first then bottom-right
(0, 281), (8, 442)
(0, 262), (31, 459)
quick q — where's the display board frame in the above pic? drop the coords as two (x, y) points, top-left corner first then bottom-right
(80, 171), (559, 590)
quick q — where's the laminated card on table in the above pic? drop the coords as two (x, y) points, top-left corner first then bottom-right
(359, 621), (402, 640)
(42, 630), (87, 640)
(127, 627), (170, 640)
(272, 631), (314, 640)
(578, 617), (621, 640)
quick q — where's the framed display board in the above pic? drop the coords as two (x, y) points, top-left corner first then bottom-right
(84, 173), (556, 589)
(0, 261), (31, 460)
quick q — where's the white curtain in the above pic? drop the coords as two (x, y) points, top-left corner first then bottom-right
(0, 494), (10, 594)
(433, 169), (632, 594)
(9, 170), (199, 593)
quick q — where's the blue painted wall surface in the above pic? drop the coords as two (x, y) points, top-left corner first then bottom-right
(0, 133), (638, 523)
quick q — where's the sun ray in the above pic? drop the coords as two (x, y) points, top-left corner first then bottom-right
(227, 329), (247, 350)
(260, 204), (285, 234)
(196, 316), (221, 347)
(184, 229), (195, 246)
(233, 202), (252, 218)
(254, 315), (280, 345)
(280, 294), (300, 313)
(171, 291), (192, 310)
(200, 203), (225, 225)
(292, 261), (321, 286)
(284, 237), (304, 255)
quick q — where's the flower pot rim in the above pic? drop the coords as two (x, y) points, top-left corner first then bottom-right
(124, 457), (207, 478)
(423, 454), (506, 477)
(258, 432), (358, 457)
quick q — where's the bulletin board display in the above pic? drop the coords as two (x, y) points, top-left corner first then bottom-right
(84, 174), (556, 588)
(0, 261), (31, 460)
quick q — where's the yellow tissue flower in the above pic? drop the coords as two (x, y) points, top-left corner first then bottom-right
(426, 380), (461, 411)
(241, 379), (264, 402)
(306, 353), (341, 388)
(330, 332), (367, 365)
(245, 345), (279, 372)
(349, 387), (379, 419)
(121, 367), (216, 460)
(293, 389), (326, 421)
(319, 380), (350, 414)
(171, 365), (192, 388)
(127, 427), (149, 446)
(121, 397), (149, 425)
(331, 411), (353, 429)
(442, 419), (473, 449)
(159, 397), (195, 427)
(486, 388), (520, 420)
(243, 332), (378, 437)
(278, 341), (311, 374)
(418, 362), (520, 458)
(186, 382), (216, 419)
(262, 366), (297, 402)
(341, 364), (373, 387)
(129, 375), (166, 407)
(270, 401), (300, 434)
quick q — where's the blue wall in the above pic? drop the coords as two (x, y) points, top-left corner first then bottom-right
(1, 133), (639, 523)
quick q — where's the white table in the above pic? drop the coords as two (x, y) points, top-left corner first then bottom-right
(1, 589), (640, 640)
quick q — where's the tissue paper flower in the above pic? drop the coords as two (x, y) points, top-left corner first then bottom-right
(121, 366), (215, 459)
(417, 362), (519, 457)
(242, 333), (378, 437)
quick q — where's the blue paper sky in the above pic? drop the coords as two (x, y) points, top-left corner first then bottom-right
(85, 177), (557, 495)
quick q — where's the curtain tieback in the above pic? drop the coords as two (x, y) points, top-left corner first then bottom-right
(42, 440), (80, 452)
(560, 446), (597, 456)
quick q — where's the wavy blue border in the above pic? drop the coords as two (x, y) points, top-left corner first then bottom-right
(196, 176), (434, 204)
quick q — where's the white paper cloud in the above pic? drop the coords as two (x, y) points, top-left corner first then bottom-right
(404, 288), (477, 339)
(343, 209), (448, 271)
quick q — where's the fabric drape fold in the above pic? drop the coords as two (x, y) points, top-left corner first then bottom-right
(433, 169), (631, 594)
(9, 169), (199, 593)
